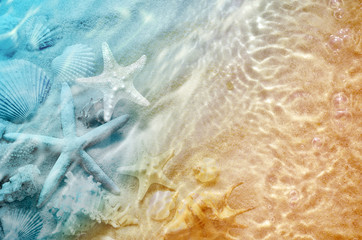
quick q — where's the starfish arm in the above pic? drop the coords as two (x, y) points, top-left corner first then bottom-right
(60, 83), (76, 137)
(117, 165), (141, 178)
(123, 55), (146, 77)
(3, 133), (59, 146)
(37, 152), (72, 207)
(153, 174), (177, 190)
(81, 114), (129, 148)
(102, 42), (118, 71)
(103, 93), (118, 122)
(136, 178), (151, 202)
(79, 150), (120, 194)
(122, 84), (150, 107)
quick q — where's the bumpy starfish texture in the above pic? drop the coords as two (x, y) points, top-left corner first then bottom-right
(77, 42), (150, 122)
(1, 83), (129, 207)
(117, 150), (176, 202)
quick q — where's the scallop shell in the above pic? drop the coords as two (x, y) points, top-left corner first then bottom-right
(51, 44), (96, 83)
(0, 208), (43, 240)
(0, 60), (52, 123)
(23, 16), (59, 51)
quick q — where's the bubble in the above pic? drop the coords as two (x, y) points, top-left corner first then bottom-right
(329, 0), (344, 9)
(288, 189), (299, 208)
(332, 109), (352, 131)
(332, 92), (349, 110)
(337, 28), (350, 39)
(312, 137), (324, 149)
(333, 8), (345, 19)
(327, 35), (344, 51)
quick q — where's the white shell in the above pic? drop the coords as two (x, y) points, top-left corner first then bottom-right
(0, 209), (43, 240)
(0, 60), (52, 123)
(23, 16), (58, 51)
(51, 44), (96, 83)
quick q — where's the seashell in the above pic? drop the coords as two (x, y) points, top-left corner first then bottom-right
(0, 208), (43, 240)
(51, 44), (96, 83)
(23, 16), (59, 51)
(147, 190), (178, 221)
(78, 98), (105, 127)
(0, 59), (52, 123)
(193, 158), (219, 183)
(0, 164), (41, 203)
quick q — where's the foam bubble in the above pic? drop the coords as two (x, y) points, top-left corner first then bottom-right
(333, 8), (345, 20)
(289, 189), (300, 208)
(329, 0), (344, 9)
(312, 137), (324, 149)
(332, 109), (352, 131)
(332, 92), (349, 110)
(327, 35), (344, 51)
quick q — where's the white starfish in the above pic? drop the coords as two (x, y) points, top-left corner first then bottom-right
(0, 83), (129, 207)
(77, 42), (150, 122)
(117, 150), (176, 202)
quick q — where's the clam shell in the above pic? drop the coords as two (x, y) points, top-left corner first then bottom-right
(0, 60), (52, 123)
(51, 44), (96, 83)
(23, 16), (59, 51)
(0, 208), (43, 240)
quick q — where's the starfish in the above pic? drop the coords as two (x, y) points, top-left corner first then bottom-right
(163, 182), (255, 240)
(0, 83), (129, 207)
(77, 42), (150, 122)
(117, 150), (176, 202)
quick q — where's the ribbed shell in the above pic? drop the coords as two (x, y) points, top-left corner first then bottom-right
(51, 44), (95, 82)
(0, 60), (52, 123)
(0, 209), (43, 240)
(23, 16), (59, 51)
(27, 23), (57, 51)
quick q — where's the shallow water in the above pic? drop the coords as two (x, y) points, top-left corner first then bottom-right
(0, 0), (361, 239)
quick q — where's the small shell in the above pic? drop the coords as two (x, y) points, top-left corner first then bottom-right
(193, 158), (219, 183)
(23, 16), (59, 51)
(0, 60), (52, 123)
(78, 98), (105, 127)
(51, 44), (96, 83)
(0, 208), (43, 240)
(147, 191), (177, 221)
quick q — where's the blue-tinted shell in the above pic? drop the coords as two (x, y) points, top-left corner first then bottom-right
(51, 44), (96, 82)
(0, 60), (52, 123)
(23, 16), (59, 51)
(0, 208), (43, 240)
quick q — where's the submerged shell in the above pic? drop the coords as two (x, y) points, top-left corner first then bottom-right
(23, 16), (59, 51)
(0, 60), (52, 123)
(0, 208), (43, 240)
(51, 44), (96, 82)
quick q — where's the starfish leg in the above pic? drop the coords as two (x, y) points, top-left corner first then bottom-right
(81, 114), (129, 148)
(3, 133), (59, 147)
(79, 150), (120, 194)
(123, 83), (150, 107)
(60, 83), (76, 137)
(37, 152), (72, 207)
(102, 42), (118, 70)
(124, 55), (146, 75)
(117, 165), (140, 176)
